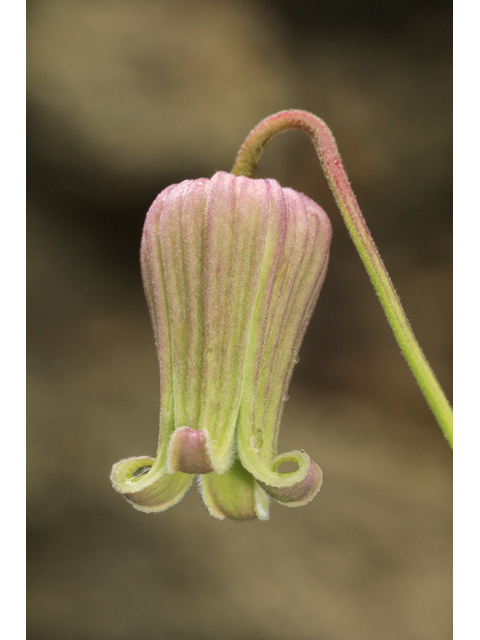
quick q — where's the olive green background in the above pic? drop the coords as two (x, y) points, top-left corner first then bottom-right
(27, 1), (452, 638)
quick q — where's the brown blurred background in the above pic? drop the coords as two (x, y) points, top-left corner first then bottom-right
(27, 1), (452, 638)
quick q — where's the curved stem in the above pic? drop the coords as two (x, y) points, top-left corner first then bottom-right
(232, 110), (452, 448)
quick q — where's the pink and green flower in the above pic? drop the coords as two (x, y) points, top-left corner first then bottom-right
(111, 171), (331, 520)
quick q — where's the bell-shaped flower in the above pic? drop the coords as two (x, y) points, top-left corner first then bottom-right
(111, 171), (332, 520)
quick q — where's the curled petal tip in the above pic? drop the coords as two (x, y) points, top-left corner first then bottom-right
(111, 456), (193, 513)
(259, 459), (323, 507)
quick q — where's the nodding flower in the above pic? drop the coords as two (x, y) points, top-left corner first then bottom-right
(111, 171), (332, 520)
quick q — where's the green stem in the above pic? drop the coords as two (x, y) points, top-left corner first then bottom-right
(232, 110), (453, 448)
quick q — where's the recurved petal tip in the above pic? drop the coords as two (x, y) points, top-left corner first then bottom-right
(111, 456), (194, 513)
(259, 459), (323, 507)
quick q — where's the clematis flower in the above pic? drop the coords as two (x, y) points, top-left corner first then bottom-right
(111, 171), (332, 520)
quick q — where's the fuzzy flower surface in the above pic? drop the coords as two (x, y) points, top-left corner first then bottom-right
(111, 171), (332, 520)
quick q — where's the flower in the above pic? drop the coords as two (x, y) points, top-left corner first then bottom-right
(111, 171), (332, 520)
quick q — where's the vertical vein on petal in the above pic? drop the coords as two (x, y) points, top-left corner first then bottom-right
(259, 187), (309, 458)
(141, 186), (179, 469)
(200, 173), (237, 461)
(263, 191), (330, 456)
(180, 180), (209, 428)
(199, 173), (270, 470)
(237, 186), (331, 480)
(236, 179), (287, 463)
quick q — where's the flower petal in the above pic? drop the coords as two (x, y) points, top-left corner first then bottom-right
(234, 182), (329, 502)
(199, 460), (270, 521)
(111, 456), (193, 513)
(258, 458), (323, 507)
(237, 184), (330, 455)
(141, 174), (273, 474)
(167, 427), (213, 474)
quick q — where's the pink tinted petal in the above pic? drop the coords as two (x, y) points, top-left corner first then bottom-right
(167, 427), (213, 474)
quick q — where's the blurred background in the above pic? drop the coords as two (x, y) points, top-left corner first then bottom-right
(27, 1), (452, 638)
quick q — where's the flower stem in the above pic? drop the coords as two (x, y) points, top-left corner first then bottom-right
(232, 110), (453, 448)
